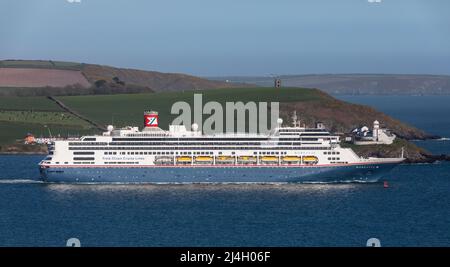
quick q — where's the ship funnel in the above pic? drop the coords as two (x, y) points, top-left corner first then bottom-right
(144, 110), (159, 128)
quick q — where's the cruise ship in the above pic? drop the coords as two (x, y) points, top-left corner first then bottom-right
(38, 111), (404, 183)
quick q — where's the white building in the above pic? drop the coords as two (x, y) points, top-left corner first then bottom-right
(353, 120), (396, 145)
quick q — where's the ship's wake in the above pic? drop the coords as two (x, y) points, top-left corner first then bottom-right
(38, 179), (383, 195)
(0, 178), (380, 186)
(0, 179), (44, 184)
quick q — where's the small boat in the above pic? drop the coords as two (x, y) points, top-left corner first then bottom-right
(238, 156), (257, 162)
(303, 156), (319, 164)
(215, 156), (235, 163)
(195, 156), (214, 162)
(176, 156), (192, 163)
(261, 156), (278, 162)
(282, 156), (301, 162)
(154, 156), (173, 164)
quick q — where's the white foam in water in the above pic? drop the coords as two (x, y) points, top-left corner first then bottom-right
(0, 179), (44, 184)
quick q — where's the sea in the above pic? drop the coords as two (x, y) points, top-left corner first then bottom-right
(0, 95), (449, 247)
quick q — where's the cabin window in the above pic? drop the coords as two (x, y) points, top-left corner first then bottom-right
(73, 157), (95, 161)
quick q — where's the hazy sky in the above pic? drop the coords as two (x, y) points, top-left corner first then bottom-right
(1, 0), (449, 76)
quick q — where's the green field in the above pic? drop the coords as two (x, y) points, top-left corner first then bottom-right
(58, 87), (324, 129)
(0, 110), (91, 127)
(0, 96), (62, 111)
(0, 96), (93, 145)
(0, 121), (95, 146)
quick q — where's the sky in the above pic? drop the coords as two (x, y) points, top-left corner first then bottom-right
(1, 0), (449, 76)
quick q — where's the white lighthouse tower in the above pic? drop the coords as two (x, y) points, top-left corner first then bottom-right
(373, 120), (380, 142)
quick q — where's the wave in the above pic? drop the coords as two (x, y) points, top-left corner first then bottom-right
(0, 179), (44, 184)
(43, 180), (375, 185)
(412, 137), (450, 142)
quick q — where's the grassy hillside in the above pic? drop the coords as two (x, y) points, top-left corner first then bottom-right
(0, 59), (245, 96)
(0, 111), (91, 127)
(56, 87), (429, 140)
(81, 64), (243, 92)
(0, 96), (61, 111)
(57, 87), (323, 129)
(0, 96), (96, 146)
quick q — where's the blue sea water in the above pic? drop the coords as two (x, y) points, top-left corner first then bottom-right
(1, 96), (450, 247)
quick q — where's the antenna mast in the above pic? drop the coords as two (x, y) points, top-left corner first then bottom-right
(291, 111), (298, 127)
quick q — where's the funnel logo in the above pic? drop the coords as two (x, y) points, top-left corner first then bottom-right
(145, 114), (158, 127)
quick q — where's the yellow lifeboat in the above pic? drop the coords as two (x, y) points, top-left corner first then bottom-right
(261, 156), (278, 162)
(195, 156), (213, 162)
(215, 156), (235, 163)
(303, 156), (319, 164)
(282, 156), (301, 162)
(238, 156), (257, 162)
(216, 156), (234, 161)
(176, 156), (192, 163)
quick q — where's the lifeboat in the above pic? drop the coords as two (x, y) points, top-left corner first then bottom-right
(282, 156), (301, 162)
(261, 156), (278, 162)
(216, 156), (234, 161)
(302, 156), (319, 164)
(154, 156), (173, 164)
(176, 156), (192, 163)
(215, 156), (235, 163)
(238, 156), (257, 162)
(195, 156), (214, 162)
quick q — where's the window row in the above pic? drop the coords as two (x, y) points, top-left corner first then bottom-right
(70, 146), (330, 151)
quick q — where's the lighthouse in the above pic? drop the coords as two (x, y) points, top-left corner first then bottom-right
(373, 120), (380, 142)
